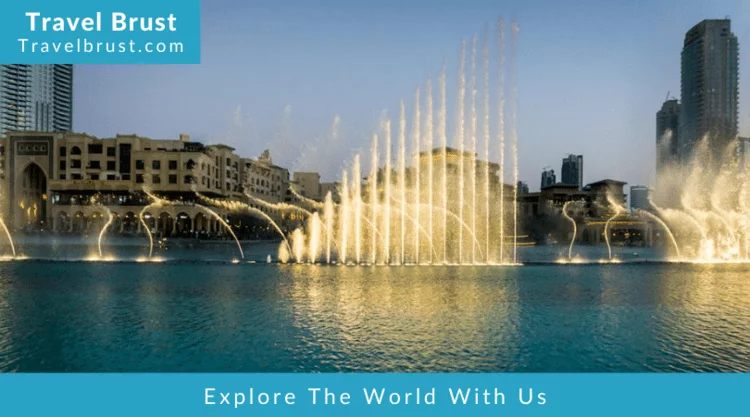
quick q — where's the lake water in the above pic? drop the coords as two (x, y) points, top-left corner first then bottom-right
(0, 237), (747, 372)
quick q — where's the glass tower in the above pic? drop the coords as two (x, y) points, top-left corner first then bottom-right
(0, 64), (73, 134)
(679, 19), (739, 166)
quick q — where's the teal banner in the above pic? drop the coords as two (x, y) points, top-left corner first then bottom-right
(0, 0), (200, 64)
(0, 374), (745, 416)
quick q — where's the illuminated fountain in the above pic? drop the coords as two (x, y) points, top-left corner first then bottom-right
(652, 135), (749, 263)
(243, 19), (522, 266)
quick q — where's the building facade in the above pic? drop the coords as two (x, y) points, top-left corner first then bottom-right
(656, 99), (680, 172)
(540, 168), (556, 189)
(560, 154), (583, 189)
(0, 65), (73, 134)
(629, 185), (652, 211)
(680, 19), (739, 166)
(0, 131), (245, 235)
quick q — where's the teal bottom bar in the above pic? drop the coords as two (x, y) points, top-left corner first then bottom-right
(1, 374), (746, 416)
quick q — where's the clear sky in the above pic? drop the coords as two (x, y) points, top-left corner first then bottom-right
(73, 0), (749, 191)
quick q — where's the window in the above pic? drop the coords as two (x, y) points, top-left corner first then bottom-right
(122, 174), (130, 181)
(59, 146), (66, 157)
(89, 161), (101, 169)
(90, 174), (100, 180)
(184, 175), (195, 184)
(88, 144), (103, 154)
(136, 160), (144, 170)
(107, 174), (116, 180)
(136, 174), (144, 184)
(169, 174), (177, 184)
(152, 160), (161, 170)
(59, 160), (66, 170)
(226, 158), (231, 165)
(107, 147), (116, 157)
(59, 174), (66, 180)
(106, 161), (116, 171)
(72, 173), (82, 180)
(71, 159), (82, 169)
(71, 146), (81, 155)
(152, 175), (161, 184)
(168, 160), (177, 170)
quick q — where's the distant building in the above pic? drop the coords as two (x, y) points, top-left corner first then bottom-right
(560, 154), (583, 189)
(630, 185), (652, 211)
(0, 64), (74, 134)
(656, 99), (680, 172)
(320, 182), (340, 203)
(293, 172), (322, 201)
(540, 168), (556, 189)
(740, 137), (750, 171)
(517, 181), (529, 195)
(680, 19), (738, 166)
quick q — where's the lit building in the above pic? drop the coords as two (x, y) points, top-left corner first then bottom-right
(656, 99), (680, 172)
(540, 168), (556, 189)
(241, 149), (290, 222)
(0, 131), (243, 234)
(0, 65), (73, 134)
(629, 185), (652, 211)
(560, 154), (583, 189)
(680, 19), (739, 166)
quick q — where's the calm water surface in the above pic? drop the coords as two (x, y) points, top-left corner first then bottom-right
(0, 239), (747, 372)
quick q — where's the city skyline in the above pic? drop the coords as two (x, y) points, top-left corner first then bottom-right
(64, 0), (749, 191)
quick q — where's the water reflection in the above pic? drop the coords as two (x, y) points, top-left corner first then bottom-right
(0, 261), (747, 372)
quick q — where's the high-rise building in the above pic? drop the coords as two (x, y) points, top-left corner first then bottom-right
(630, 185), (652, 211)
(517, 181), (529, 195)
(560, 154), (583, 189)
(656, 99), (680, 172)
(540, 168), (556, 189)
(679, 19), (738, 166)
(740, 137), (750, 171)
(0, 64), (73, 134)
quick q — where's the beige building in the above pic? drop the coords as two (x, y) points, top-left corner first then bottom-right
(0, 131), (244, 236)
(292, 172), (322, 201)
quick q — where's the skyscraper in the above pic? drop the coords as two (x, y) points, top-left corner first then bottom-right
(656, 99), (680, 173)
(560, 154), (583, 189)
(630, 185), (652, 211)
(679, 19), (738, 166)
(540, 168), (556, 189)
(0, 64), (74, 134)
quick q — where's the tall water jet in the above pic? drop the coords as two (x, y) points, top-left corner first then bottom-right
(510, 21), (520, 264)
(98, 206), (114, 259)
(562, 201), (578, 260)
(482, 26), (491, 263)
(340, 171), (350, 264)
(353, 155), (363, 264)
(292, 228), (305, 263)
(398, 100), (407, 264)
(469, 34), (478, 264)
(383, 118), (392, 264)
(439, 62), (448, 263)
(456, 38), (467, 264)
(197, 193), (291, 257)
(0, 217), (16, 258)
(604, 195), (624, 260)
(412, 87), (422, 263)
(324, 191), (334, 264)
(194, 203), (245, 260)
(425, 78), (434, 264)
(369, 134), (379, 264)
(496, 18), (506, 264)
(309, 212), (321, 263)
(636, 209), (682, 261)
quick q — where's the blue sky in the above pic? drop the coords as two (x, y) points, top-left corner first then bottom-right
(73, 0), (749, 190)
